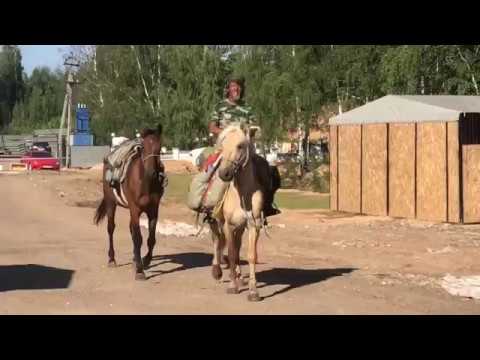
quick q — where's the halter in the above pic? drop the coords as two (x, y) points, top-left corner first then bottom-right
(142, 153), (162, 162)
(139, 145), (168, 189)
(218, 125), (252, 175)
(138, 137), (162, 163)
(223, 143), (250, 175)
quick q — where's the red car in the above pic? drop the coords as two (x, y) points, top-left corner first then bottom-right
(21, 151), (60, 171)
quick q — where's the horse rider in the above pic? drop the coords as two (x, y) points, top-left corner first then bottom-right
(202, 76), (281, 220)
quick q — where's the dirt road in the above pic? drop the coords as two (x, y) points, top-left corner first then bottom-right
(1, 170), (480, 314)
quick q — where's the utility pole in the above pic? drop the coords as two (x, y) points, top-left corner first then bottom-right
(58, 93), (68, 165)
(58, 56), (79, 168)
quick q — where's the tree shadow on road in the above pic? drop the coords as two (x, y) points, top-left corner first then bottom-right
(253, 267), (356, 299)
(0, 264), (74, 292)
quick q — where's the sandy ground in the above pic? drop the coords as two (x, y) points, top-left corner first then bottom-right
(1, 168), (480, 314)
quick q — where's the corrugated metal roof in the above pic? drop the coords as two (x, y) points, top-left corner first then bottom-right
(329, 95), (480, 125)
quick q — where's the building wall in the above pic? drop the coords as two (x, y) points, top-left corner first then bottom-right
(337, 125), (361, 213)
(70, 146), (109, 168)
(362, 124), (388, 216)
(388, 123), (416, 219)
(462, 145), (480, 223)
(329, 126), (338, 211)
(447, 122), (460, 223)
(332, 120), (462, 223)
(416, 122), (448, 222)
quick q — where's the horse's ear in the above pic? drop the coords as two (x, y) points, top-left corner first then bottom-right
(157, 123), (163, 136)
(140, 128), (155, 138)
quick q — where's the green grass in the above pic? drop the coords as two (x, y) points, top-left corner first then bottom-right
(165, 173), (330, 210)
(275, 192), (330, 210)
(164, 173), (193, 202)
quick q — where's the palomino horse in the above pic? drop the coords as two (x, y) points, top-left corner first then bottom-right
(210, 125), (264, 301)
(94, 124), (165, 280)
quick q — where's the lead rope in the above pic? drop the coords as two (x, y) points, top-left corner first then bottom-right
(194, 212), (208, 238)
(261, 211), (271, 238)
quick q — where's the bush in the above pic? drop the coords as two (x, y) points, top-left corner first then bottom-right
(279, 160), (301, 189)
(312, 168), (330, 193)
(278, 158), (330, 193)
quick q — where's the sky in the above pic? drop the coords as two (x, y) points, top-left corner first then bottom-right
(19, 45), (70, 75)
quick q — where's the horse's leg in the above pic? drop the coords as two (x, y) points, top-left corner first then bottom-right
(219, 228), (229, 269)
(247, 224), (262, 302)
(142, 206), (158, 269)
(210, 221), (223, 281)
(234, 228), (246, 286)
(219, 228), (228, 269)
(107, 202), (117, 267)
(224, 223), (239, 294)
(129, 207), (146, 280)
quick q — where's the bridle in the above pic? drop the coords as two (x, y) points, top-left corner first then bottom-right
(218, 126), (259, 174)
(139, 139), (163, 178)
(223, 142), (250, 175)
(139, 137), (162, 163)
(142, 152), (162, 162)
(139, 141), (168, 188)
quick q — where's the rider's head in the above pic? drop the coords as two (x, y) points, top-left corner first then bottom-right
(224, 77), (245, 103)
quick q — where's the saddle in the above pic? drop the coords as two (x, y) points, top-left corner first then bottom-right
(187, 152), (229, 215)
(104, 138), (143, 186)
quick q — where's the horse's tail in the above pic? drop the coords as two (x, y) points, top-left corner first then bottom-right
(94, 198), (107, 225)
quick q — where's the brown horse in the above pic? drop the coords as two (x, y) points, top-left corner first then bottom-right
(210, 125), (264, 301)
(94, 124), (165, 280)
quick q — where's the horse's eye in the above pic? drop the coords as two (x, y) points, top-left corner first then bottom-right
(237, 144), (244, 150)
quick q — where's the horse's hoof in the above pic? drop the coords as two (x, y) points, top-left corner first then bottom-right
(142, 256), (151, 269)
(212, 265), (222, 280)
(135, 272), (147, 281)
(221, 256), (230, 269)
(108, 260), (117, 268)
(247, 292), (262, 302)
(226, 287), (239, 295)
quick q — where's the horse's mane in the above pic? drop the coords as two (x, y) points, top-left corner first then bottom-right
(216, 124), (246, 146)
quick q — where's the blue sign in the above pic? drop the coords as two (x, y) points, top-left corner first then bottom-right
(76, 104), (90, 133)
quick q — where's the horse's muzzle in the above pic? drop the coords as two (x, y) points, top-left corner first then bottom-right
(219, 166), (234, 182)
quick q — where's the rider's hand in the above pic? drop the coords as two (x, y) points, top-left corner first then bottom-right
(249, 126), (261, 139)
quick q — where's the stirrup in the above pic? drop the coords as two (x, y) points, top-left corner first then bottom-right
(194, 211), (214, 238)
(202, 212), (216, 224)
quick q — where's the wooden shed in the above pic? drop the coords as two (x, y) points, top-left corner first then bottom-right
(329, 95), (480, 224)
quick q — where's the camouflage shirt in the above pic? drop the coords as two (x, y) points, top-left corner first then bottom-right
(210, 99), (256, 129)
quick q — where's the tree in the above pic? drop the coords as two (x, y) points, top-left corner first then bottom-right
(450, 45), (480, 95)
(70, 45), (228, 147)
(379, 45), (480, 96)
(0, 45), (24, 129)
(9, 67), (64, 133)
